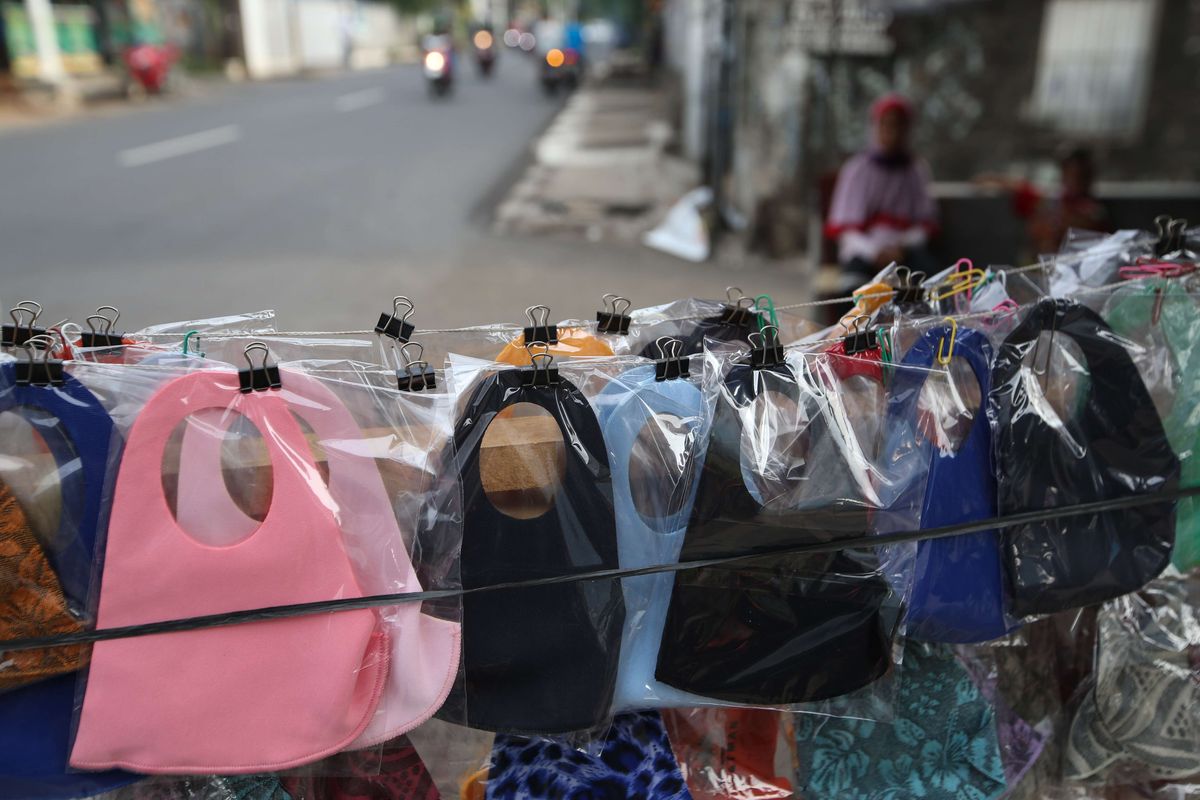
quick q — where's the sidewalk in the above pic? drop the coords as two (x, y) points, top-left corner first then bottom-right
(493, 83), (700, 244)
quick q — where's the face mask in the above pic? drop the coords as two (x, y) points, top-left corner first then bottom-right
(594, 365), (710, 712)
(796, 643), (1009, 800)
(656, 360), (897, 705)
(453, 368), (624, 734)
(1065, 574), (1200, 782)
(71, 370), (389, 774)
(169, 368), (461, 748)
(485, 711), (689, 800)
(1105, 280), (1200, 570)
(0, 363), (135, 799)
(0, 483), (87, 690)
(990, 298), (1178, 616)
(885, 324), (1015, 642)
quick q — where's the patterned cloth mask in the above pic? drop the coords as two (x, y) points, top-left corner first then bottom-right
(796, 643), (1008, 800)
(0, 484), (87, 690)
(1065, 573), (1200, 783)
(484, 711), (691, 800)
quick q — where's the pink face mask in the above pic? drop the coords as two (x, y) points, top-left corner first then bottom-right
(170, 368), (460, 748)
(71, 370), (390, 774)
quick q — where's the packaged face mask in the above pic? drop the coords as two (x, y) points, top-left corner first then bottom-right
(989, 298), (1179, 616)
(452, 366), (624, 734)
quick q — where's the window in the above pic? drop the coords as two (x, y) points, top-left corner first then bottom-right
(1030, 0), (1160, 138)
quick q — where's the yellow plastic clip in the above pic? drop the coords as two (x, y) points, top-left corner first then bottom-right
(936, 317), (957, 366)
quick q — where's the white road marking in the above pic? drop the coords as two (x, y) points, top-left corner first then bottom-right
(118, 125), (241, 168)
(335, 87), (385, 112)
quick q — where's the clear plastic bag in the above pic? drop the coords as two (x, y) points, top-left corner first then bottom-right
(652, 343), (913, 713)
(1063, 570), (1200, 787)
(67, 354), (462, 776)
(988, 297), (1178, 617)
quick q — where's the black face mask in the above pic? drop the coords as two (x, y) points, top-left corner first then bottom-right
(989, 298), (1179, 616)
(655, 362), (896, 705)
(452, 368), (624, 734)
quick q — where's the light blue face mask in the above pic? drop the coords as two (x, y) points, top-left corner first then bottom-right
(594, 364), (713, 712)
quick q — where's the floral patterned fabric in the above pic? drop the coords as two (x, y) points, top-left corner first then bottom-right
(485, 711), (691, 800)
(796, 643), (1007, 800)
(0, 484), (87, 690)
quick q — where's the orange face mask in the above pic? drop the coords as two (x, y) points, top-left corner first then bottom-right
(495, 328), (614, 366)
(0, 484), (87, 690)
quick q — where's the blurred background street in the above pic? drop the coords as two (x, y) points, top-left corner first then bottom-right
(3, 0), (1200, 331)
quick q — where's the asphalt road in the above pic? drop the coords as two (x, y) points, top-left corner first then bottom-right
(0, 58), (810, 332)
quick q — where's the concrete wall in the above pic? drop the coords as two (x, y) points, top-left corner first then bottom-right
(239, 0), (403, 79)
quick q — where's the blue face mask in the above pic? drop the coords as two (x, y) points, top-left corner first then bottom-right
(884, 324), (1016, 643)
(0, 363), (136, 798)
(594, 364), (711, 713)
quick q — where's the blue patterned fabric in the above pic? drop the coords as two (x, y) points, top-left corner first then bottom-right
(796, 643), (1007, 800)
(485, 711), (691, 800)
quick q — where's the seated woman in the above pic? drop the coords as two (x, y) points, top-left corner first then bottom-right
(826, 94), (940, 283)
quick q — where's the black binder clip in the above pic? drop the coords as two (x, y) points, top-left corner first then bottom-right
(238, 342), (281, 393)
(842, 314), (878, 355)
(15, 335), (64, 387)
(396, 342), (436, 392)
(596, 293), (632, 335)
(79, 306), (125, 348)
(522, 342), (558, 387)
(719, 287), (759, 326)
(523, 305), (558, 345)
(654, 337), (691, 381)
(375, 296), (416, 343)
(748, 325), (784, 369)
(2, 301), (47, 348)
(1152, 215), (1189, 258)
(893, 267), (926, 307)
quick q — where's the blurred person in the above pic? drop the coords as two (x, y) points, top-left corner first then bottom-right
(980, 146), (1110, 255)
(826, 94), (939, 282)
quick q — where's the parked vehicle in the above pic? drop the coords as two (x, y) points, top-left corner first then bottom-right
(122, 42), (177, 96)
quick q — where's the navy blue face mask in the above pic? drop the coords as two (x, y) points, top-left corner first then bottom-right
(989, 298), (1179, 616)
(884, 324), (1015, 643)
(452, 367), (624, 734)
(655, 360), (897, 705)
(0, 363), (135, 799)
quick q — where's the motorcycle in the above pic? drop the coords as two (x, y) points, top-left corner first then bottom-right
(122, 42), (177, 96)
(539, 46), (580, 95)
(472, 29), (496, 77)
(423, 36), (454, 97)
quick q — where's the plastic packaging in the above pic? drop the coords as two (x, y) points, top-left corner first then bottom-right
(69, 356), (463, 774)
(661, 706), (796, 800)
(446, 356), (624, 735)
(1102, 278), (1200, 570)
(478, 711), (690, 800)
(1063, 571), (1200, 785)
(883, 321), (1017, 643)
(0, 356), (137, 799)
(653, 344), (911, 708)
(590, 357), (714, 713)
(988, 298), (1179, 617)
(166, 362), (463, 746)
(796, 643), (1035, 800)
